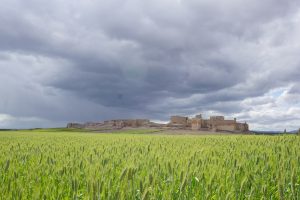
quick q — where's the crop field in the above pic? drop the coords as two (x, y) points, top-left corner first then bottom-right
(0, 130), (300, 199)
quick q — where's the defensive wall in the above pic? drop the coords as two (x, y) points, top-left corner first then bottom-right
(169, 114), (248, 132)
(67, 114), (249, 132)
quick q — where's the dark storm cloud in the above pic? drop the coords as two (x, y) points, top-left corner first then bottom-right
(1, 0), (300, 130)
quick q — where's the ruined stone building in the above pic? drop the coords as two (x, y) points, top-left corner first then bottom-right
(102, 119), (150, 129)
(67, 114), (249, 132)
(67, 119), (152, 130)
(169, 116), (190, 128)
(169, 114), (248, 132)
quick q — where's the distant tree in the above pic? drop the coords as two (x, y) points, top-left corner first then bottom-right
(284, 129), (287, 134)
(298, 128), (300, 135)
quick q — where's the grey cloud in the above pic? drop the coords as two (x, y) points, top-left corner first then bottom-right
(0, 0), (300, 130)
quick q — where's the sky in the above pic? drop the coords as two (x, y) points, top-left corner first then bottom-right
(1, 0), (300, 131)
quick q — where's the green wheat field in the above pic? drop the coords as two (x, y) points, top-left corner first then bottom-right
(0, 129), (299, 199)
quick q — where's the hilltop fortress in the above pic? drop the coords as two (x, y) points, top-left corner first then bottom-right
(67, 114), (249, 132)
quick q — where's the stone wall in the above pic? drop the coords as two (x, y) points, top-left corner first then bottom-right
(169, 115), (244, 131)
(210, 120), (235, 126)
(214, 122), (248, 132)
(67, 119), (151, 130)
(235, 123), (249, 132)
(170, 116), (188, 127)
(191, 118), (201, 130)
(103, 119), (150, 129)
(67, 114), (249, 133)
(190, 115), (249, 132)
(214, 124), (236, 132)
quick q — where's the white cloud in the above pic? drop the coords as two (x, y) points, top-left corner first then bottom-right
(237, 87), (300, 131)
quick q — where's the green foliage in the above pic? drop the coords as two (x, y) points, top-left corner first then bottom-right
(0, 131), (300, 199)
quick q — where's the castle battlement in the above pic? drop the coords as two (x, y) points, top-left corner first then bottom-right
(168, 114), (248, 132)
(67, 114), (249, 132)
